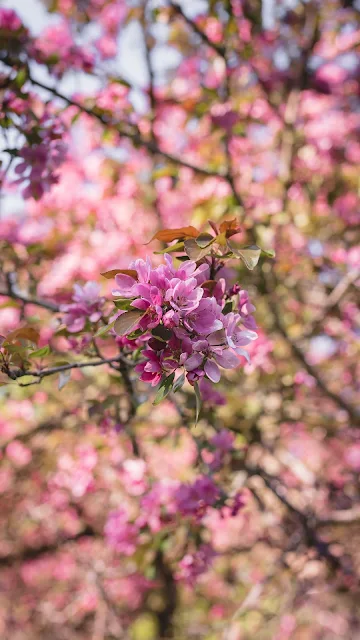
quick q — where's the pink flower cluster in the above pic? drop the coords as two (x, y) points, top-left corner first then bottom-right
(32, 22), (94, 77)
(174, 475), (221, 518)
(105, 474), (245, 583)
(206, 429), (235, 471)
(176, 544), (216, 585)
(61, 282), (105, 333)
(14, 137), (67, 200)
(11, 110), (67, 200)
(0, 8), (23, 31)
(113, 255), (257, 386)
(104, 507), (138, 556)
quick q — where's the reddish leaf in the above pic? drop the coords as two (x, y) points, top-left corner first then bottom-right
(5, 327), (40, 345)
(101, 269), (138, 280)
(219, 218), (241, 238)
(146, 226), (200, 245)
(201, 280), (218, 294)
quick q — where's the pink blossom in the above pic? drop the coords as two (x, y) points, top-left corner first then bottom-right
(105, 508), (139, 556)
(6, 441), (32, 467)
(177, 544), (216, 584)
(183, 297), (223, 335)
(211, 429), (235, 452)
(175, 476), (220, 517)
(61, 282), (105, 332)
(0, 8), (23, 31)
(122, 459), (148, 496)
(166, 278), (204, 314)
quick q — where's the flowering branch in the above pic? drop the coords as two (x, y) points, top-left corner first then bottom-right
(0, 272), (60, 312)
(26, 72), (226, 179)
(10, 355), (135, 385)
(0, 525), (97, 568)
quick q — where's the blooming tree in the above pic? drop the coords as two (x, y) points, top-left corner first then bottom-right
(0, 0), (359, 638)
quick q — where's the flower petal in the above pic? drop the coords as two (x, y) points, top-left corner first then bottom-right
(214, 350), (239, 369)
(204, 359), (221, 383)
(184, 353), (203, 371)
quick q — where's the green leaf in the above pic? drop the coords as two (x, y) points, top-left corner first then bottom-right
(194, 381), (202, 425)
(14, 68), (28, 89)
(114, 299), (133, 310)
(195, 232), (215, 248)
(153, 373), (175, 405)
(151, 325), (173, 342)
(54, 327), (70, 337)
(127, 328), (145, 340)
(114, 310), (145, 336)
(261, 248), (276, 258)
(227, 242), (261, 270)
(29, 345), (51, 359)
(152, 166), (178, 180)
(154, 241), (184, 255)
(173, 371), (185, 393)
(17, 375), (39, 386)
(58, 370), (71, 390)
(184, 238), (212, 261)
(223, 301), (233, 314)
(94, 319), (116, 338)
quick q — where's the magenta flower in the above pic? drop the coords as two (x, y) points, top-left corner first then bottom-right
(211, 429), (234, 452)
(223, 312), (257, 358)
(166, 278), (204, 314)
(184, 297), (223, 335)
(104, 508), (139, 556)
(0, 8), (24, 31)
(238, 290), (257, 330)
(175, 475), (220, 517)
(162, 254), (209, 284)
(112, 257), (153, 298)
(130, 284), (164, 330)
(61, 281), (105, 332)
(112, 273), (138, 298)
(134, 349), (162, 386)
(112, 254), (258, 390)
(193, 475), (220, 506)
(177, 544), (216, 584)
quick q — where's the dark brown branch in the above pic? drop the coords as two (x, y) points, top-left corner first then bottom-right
(0, 288), (59, 312)
(1, 272), (60, 312)
(169, 1), (226, 57)
(9, 355), (134, 385)
(247, 465), (344, 573)
(155, 550), (177, 638)
(26, 73), (225, 179)
(0, 526), (97, 568)
(270, 302), (360, 425)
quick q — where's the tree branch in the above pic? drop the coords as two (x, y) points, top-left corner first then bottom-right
(169, 1), (226, 57)
(0, 273), (60, 312)
(246, 465), (344, 573)
(0, 525), (97, 568)
(8, 355), (135, 385)
(26, 72), (225, 179)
